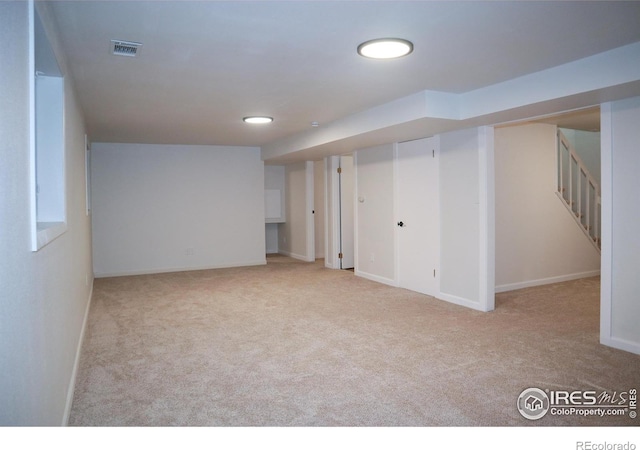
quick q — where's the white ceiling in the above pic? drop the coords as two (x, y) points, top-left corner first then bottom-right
(49, 1), (640, 157)
(532, 107), (601, 132)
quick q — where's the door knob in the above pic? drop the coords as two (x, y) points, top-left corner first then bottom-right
(397, 221), (404, 227)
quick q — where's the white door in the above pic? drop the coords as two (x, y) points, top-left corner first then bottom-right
(339, 156), (355, 269)
(396, 138), (439, 296)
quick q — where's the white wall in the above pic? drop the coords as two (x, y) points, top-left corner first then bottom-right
(278, 161), (314, 261)
(265, 224), (278, 254)
(314, 160), (325, 259)
(601, 96), (640, 355)
(91, 143), (265, 276)
(439, 129), (480, 302)
(439, 127), (494, 311)
(495, 123), (600, 291)
(354, 144), (396, 284)
(0, 1), (93, 425)
(352, 131), (494, 312)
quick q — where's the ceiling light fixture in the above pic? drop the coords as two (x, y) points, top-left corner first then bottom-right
(357, 38), (413, 59)
(243, 116), (273, 124)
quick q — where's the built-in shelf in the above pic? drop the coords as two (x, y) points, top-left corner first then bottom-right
(265, 188), (285, 223)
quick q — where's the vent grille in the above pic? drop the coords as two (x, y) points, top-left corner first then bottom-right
(110, 40), (142, 57)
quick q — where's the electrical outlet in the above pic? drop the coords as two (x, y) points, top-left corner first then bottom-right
(370, 253), (375, 262)
(185, 247), (195, 256)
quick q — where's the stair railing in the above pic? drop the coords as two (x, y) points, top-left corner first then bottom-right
(557, 129), (601, 251)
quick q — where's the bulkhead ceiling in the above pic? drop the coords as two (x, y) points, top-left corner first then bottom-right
(49, 1), (640, 148)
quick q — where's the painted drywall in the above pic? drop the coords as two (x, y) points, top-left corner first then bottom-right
(278, 161), (314, 261)
(353, 131), (493, 311)
(0, 1), (93, 425)
(601, 96), (640, 354)
(264, 165), (285, 254)
(439, 128), (482, 305)
(354, 144), (396, 285)
(314, 160), (325, 259)
(91, 143), (265, 276)
(265, 224), (278, 254)
(560, 128), (601, 186)
(495, 123), (600, 291)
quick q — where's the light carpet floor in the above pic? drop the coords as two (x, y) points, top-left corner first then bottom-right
(69, 255), (640, 426)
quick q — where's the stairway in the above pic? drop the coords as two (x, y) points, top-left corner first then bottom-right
(556, 129), (601, 252)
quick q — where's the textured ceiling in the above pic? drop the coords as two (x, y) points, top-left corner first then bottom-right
(49, 1), (640, 148)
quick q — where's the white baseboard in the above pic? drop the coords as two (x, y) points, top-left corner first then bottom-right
(354, 270), (397, 287)
(278, 250), (314, 262)
(495, 270), (601, 293)
(354, 272), (492, 313)
(437, 292), (489, 312)
(94, 259), (267, 278)
(62, 280), (93, 426)
(601, 335), (640, 356)
(325, 260), (339, 269)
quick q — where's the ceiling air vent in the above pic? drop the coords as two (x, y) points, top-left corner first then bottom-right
(110, 40), (142, 57)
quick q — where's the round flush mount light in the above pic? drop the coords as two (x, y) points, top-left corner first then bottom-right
(243, 116), (273, 124)
(357, 38), (413, 59)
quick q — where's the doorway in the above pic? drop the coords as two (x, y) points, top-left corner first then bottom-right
(338, 156), (354, 269)
(324, 155), (355, 270)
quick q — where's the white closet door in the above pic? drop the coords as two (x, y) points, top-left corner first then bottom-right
(396, 138), (439, 296)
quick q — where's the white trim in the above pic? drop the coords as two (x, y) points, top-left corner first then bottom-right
(495, 270), (601, 293)
(437, 292), (488, 312)
(599, 102), (613, 346)
(338, 155), (355, 270)
(325, 156), (341, 269)
(63, 281), (93, 425)
(94, 260), (267, 278)
(305, 161), (315, 262)
(62, 73), (67, 228)
(333, 155), (341, 269)
(478, 126), (496, 311)
(392, 142), (400, 286)
(29, 0), (37, 251)
(36, 221), (67, 249)
(85, 135), (91, 216)
(600, 336), (640, 356)
(323, 156), (331, 267)
(352, 152), (359, 272)
(433, 135), (441, 296)
(275, 250), (314, 263)
(354, 270), (397, 288)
